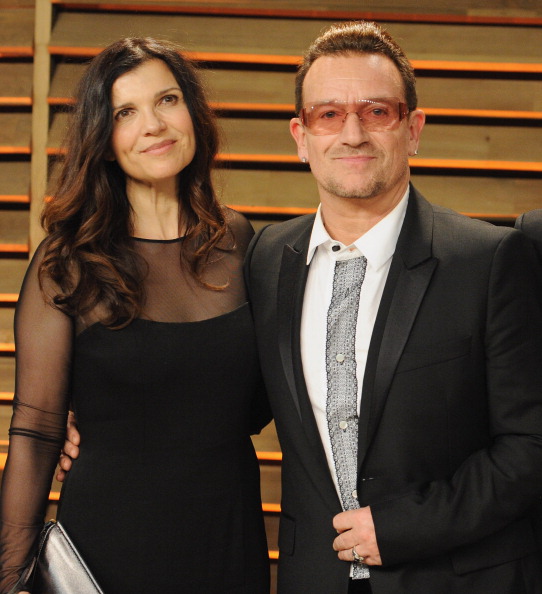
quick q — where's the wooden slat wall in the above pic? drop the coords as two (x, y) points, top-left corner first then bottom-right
(1, 2), (542, 590)
(0, 0), (34, 507)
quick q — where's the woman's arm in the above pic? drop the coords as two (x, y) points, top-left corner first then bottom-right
(0, 245), (72, 593)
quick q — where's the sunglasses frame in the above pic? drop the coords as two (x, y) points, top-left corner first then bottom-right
(299, 98), (410, 136)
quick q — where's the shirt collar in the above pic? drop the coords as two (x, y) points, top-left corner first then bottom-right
(306, 187), (409, 270)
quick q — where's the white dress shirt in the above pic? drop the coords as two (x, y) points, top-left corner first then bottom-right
(300, 188), (409, 501)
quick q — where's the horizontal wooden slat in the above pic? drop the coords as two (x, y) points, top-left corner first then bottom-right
(48, 46), (302, 65)
(228, 204), (518, 226)
(0, 343), (15, 354)
(49, 63), (542, 114)
(0, 245), (28, 255)
(0, 98), (32, 106)
(414, 60), (542, 74)
(0, 195), (29, 204)
(46, 163), (541, 220)
(45, 65), (542, 121)
(0, 357), (15, 395)
(0, 147), (31, 155)
(223, 156), (542, 173)
(49, 0), (542, 25)
(0, 63), (33, 106)
(0, 7), (35, 54)
(0, 161), (31, 197)
(215, 168), (542, 215)
(0, 294), (18, 305)
(46, 96), (542, 122)
(0, 112), (32, 155)
(0, 211), (29, 246)
(48, 46), (542, 75)
(263, 502), (281, 514)
(48, 12), (542, 67)
(0, 47), (33, 58)
(45, 167), (541, 219)
(422, 108), (542, 120)
(231, 204), (316, 217)
(0, 392), (13, 402)
(413, 158), (542, 173)
(46, 147), (542, 174)
(257, 451), (283, 462)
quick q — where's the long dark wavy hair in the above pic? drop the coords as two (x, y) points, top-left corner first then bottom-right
(40, 37), (227, 328)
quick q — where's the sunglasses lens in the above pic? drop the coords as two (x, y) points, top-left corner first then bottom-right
(302, 100), (406, 135)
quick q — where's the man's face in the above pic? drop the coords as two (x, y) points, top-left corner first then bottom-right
(290, 53), (425, 208)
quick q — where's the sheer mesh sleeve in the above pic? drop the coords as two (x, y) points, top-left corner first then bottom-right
(0, 243), (71, 593)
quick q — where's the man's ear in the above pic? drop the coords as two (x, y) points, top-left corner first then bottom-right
(290, 117), (309, 163)
(407, 109), (425, 157)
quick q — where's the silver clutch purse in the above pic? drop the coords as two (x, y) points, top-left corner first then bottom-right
(11, 520), (103, 594)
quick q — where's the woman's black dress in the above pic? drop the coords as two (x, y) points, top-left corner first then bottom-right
(0, 212), (270, 593)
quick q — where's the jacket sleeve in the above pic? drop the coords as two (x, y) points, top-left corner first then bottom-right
(370, 230), (542, 566)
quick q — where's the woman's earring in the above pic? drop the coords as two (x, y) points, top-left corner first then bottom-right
(301, 157), (308, 163)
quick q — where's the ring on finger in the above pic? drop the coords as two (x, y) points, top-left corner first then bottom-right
(352, 546), (365, 564)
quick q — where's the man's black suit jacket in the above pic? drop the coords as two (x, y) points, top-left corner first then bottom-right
(246, 186), (542, 594)
(516, 209), (542, 263)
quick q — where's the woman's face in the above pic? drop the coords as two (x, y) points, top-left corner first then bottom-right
(109, 59), (196, 188)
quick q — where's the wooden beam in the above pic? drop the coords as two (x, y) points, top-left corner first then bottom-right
(0, 244), (29, 255)
(0, 98), (32, 107)
(0, 196), (30, 204)
(48, 2), (542, 27)
(0, 47), (33, 58)
(411, 158), (542, 173)
(412, 60), (542, 74)
(262, 502), (281, 514)
(256, 451), (283, 462)
(422, 108), (542, 120)
(0, 147), (31, 155)
(44, 98), (542, 122)
(47, 46), (542, 76)
(0, 294), (18, 304)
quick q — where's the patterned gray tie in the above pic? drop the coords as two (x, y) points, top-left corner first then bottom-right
(326, 255), (369, 579)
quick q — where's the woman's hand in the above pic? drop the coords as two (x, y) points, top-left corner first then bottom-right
(56, 411), (81, 482)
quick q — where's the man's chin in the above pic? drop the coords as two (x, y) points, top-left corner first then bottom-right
(325, 182), (385, 201)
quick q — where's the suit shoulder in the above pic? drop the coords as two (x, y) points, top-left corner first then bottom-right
(514, 209), (542, 263)
(420, 202), (535, 265)
(255, 213), (315, 245)
(431, 204), (516, 242)
(516, 209), (542, 231)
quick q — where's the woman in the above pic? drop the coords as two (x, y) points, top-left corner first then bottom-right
(0, 38), (270, 593)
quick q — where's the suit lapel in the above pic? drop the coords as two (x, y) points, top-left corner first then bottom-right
(276, 217), (343, 512)
(277, 244), (308, 420)
(358, 189), (438, 466)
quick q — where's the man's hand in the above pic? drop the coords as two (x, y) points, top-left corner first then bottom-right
(332, 506), (382, 566)
(56, 411), (81, 482)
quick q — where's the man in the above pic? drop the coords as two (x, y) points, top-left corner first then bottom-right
(60, 20), (542, 594)
(516, 209), (542, 262)
(245, 21), (542, 593)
